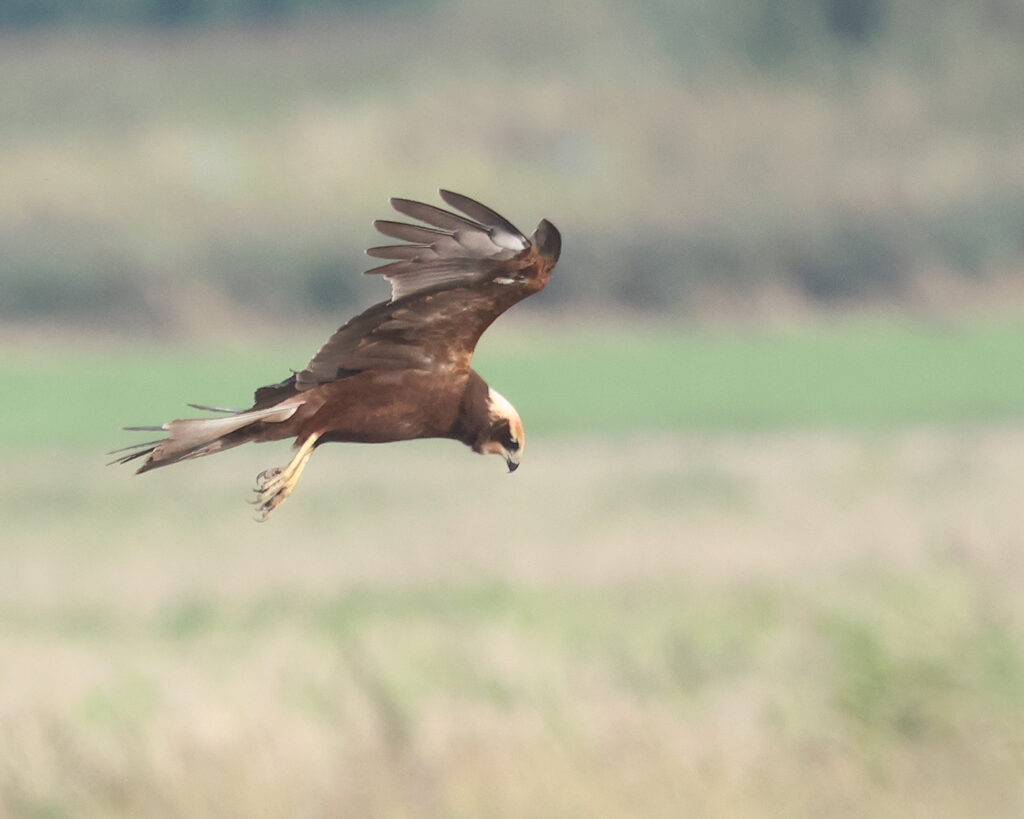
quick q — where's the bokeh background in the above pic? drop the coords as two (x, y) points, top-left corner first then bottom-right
(2, 1), (1024, 816)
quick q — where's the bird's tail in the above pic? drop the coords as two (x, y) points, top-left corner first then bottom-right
(109, 404), (299, 473)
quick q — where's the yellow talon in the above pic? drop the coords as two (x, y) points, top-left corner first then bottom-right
(253, 434), (320, 521)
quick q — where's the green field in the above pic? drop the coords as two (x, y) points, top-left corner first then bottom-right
(3, 313), (1024, 454)
(2, 317), (1024, 817)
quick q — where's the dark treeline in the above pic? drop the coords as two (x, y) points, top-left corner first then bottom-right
(0, 0), (416, 27)
(0, 0), (886, 43)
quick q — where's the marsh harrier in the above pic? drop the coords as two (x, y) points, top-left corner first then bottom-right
(112, 191), (561, 519)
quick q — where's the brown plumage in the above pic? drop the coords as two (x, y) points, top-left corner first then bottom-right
(111, 190), (561, 519)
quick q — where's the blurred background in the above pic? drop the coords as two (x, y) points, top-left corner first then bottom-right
(2, 0), (1024, 816)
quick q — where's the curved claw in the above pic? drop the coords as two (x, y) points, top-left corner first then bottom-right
(252, 481), (293, 520)
(250, 434), (320, 522)
(256, 467), (282, 484)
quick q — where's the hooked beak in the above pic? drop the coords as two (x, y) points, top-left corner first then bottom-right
(506, 454), (520, 473)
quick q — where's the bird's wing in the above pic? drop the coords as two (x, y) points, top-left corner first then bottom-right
(257, 190), (559, 400)
(364, 190), (532, 301)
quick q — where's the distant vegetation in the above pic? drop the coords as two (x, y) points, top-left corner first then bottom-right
(1, 0), (1023, 330)
(0, 0), (415, 27)
(0, 0), (885, 33)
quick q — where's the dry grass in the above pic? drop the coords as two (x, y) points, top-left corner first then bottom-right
(2, 428), (1022, 817)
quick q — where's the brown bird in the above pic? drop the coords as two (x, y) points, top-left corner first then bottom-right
(111, 190), (561, 520)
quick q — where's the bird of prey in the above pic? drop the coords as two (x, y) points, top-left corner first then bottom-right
(111, 190), (561, 520)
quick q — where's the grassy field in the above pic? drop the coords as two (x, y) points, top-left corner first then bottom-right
(3, 312), (1024, 453)
(2, 318), (1023, 817)
(3, 429), (1024, 817)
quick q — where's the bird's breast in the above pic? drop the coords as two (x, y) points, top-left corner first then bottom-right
(307, 369), (468, 444)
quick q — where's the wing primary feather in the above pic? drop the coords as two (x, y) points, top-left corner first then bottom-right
(439, 190), (524, 239)
(389, 198), (483, 232)
(374, 220), (450, 243)
(365, 244), (433, 260)
(364, 260), (413, 277)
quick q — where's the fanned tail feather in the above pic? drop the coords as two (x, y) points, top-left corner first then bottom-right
(186, 403), (244, 414)
(110, 404), (299, 474)
(107, 439), (164, 467)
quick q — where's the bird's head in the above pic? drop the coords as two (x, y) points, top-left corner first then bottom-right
(477, 387), (525, 473)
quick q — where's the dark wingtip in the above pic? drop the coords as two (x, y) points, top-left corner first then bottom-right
(532, 219), (561, 263)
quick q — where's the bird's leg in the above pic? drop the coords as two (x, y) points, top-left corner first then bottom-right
(252, 433), (320, 521)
